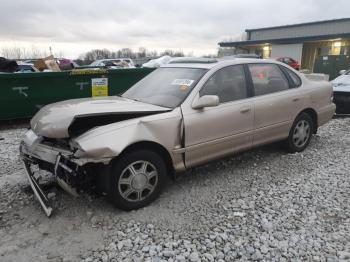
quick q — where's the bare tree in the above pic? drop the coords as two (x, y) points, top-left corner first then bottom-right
(79, 47), (194, 64)
(138, 47), (147, 58)
(160, 49), (184, 57)
(147, 50), (158, 57)
(82, 49), (113, 63)
(120, 48), (133, 58)
(0, 44), (58, 59)
(0, 46), (24, 59)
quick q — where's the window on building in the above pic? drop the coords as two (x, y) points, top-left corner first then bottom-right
(248, 64), (289, 96)
(340, 46), (350, 55)
(200, 65), (247, 103)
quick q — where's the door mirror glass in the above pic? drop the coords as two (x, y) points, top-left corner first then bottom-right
(339, 70), (346, 75)
(192, 95), (219, 109)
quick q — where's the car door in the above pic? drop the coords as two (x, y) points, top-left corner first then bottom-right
(182, 65), (254, 168)
(247, 63), (304, 146)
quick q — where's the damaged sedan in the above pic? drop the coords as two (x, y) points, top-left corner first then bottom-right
(20, 58), (335, 216)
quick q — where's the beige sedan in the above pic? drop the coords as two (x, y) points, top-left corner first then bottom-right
(20, 58), (335, 216)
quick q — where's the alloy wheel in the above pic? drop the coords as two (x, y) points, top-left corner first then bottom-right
(117, 160), (158, 202)
(292, 120), (311, 148)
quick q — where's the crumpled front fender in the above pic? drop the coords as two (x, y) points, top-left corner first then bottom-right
(72, 108), (184, 168)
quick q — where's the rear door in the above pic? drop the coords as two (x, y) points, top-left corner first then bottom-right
(247, 63), (304, 146)
(182, 65), (254, 167)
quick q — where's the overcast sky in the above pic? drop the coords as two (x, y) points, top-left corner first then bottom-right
(1, 0), (350, 58)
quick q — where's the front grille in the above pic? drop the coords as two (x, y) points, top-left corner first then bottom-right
(41, 137), (71, 151)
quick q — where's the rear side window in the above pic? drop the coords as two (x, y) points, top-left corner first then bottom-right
(248, 64), (289, 96)
(199, 65), (247, 103)
(284, 67), (302, 87)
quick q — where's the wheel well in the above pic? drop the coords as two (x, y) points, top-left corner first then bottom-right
(299, 108), (318, 133)
(119, 141), (175, 177)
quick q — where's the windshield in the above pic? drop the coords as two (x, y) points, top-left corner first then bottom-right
(90, 61), (101, 66)
(122, 67), (207, 108)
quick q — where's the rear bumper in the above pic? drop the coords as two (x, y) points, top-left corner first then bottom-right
(318, 103), (336, 126)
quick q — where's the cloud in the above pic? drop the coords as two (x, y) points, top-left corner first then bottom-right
(1, 0), (350, 58)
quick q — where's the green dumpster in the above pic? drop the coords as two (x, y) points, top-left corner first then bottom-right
(0, 68), (155, 120)
(313, 55), (350, 80)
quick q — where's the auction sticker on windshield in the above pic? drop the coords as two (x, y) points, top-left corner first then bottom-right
(91, 78), (108, 97)
(171, 79), (194, 86)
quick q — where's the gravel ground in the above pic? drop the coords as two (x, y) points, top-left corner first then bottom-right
(0, 118), (349, 262)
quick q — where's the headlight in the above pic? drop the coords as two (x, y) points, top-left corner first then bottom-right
(74, 149), (87, 158)
(69, 140), (86, 157)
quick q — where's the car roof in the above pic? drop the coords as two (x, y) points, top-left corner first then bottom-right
(162, 58), (276, 69)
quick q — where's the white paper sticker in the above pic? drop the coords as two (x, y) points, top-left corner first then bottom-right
(171, 79), (194, 86)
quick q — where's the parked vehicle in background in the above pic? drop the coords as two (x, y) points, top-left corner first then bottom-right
(168, 57), (217, 64)
(274, 57), (300, 70)
(90, 58), (135, 69)
(142, 56), (227, 68)
(23, 59), (37, 64)
(57, 58), (79, 70)
(332, 69), (350, 114)
(0, 57), (18, 73)
(20, 58), (335, 216)
(142, 56), (173, 68)
(219, 54), (262, 61)
(16, 62), (39, 73)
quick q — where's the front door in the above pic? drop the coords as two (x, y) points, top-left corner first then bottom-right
(182, 65), (254, 168)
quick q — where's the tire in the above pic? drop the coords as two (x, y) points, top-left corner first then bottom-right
(285, 113), (314, 153)
(108, 149), (166, 211)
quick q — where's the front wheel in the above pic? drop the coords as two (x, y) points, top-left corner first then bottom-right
(285, 113), (314, 153)
(108, 150), (166, 211)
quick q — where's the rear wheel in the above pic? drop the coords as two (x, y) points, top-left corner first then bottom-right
(285, 113), (314, 153)
(108, 149), (166, 210)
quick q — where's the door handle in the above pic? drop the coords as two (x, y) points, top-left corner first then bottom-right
(292, 98), (300, 102)
(240, 108), (251, 114)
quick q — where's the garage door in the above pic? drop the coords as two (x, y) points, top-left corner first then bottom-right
(271, 44), (303, 63)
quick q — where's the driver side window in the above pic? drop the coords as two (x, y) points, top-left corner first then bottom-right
(199, 65), (247, 103)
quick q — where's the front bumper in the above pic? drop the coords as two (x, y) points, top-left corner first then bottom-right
(22, 159), (53, 217)
(333, 91), (350, 114)
(20, 130), (78, 217)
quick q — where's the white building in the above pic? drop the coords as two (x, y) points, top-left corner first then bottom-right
(219, 18), (350, 71)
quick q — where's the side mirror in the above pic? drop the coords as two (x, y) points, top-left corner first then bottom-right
(192, 95), (219, 109)
(339, 70), (346, 75)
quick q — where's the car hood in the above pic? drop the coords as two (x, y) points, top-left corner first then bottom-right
(31, 96), (170, 138)
(332, 75), (350, 92)
(333, 85), (350, 92)
(332, 75), (350, 85)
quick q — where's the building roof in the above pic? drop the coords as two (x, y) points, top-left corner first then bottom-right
(219, 17), (350, 47)
(245, 17), (350, 33)
(219, 33), (350, 47)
